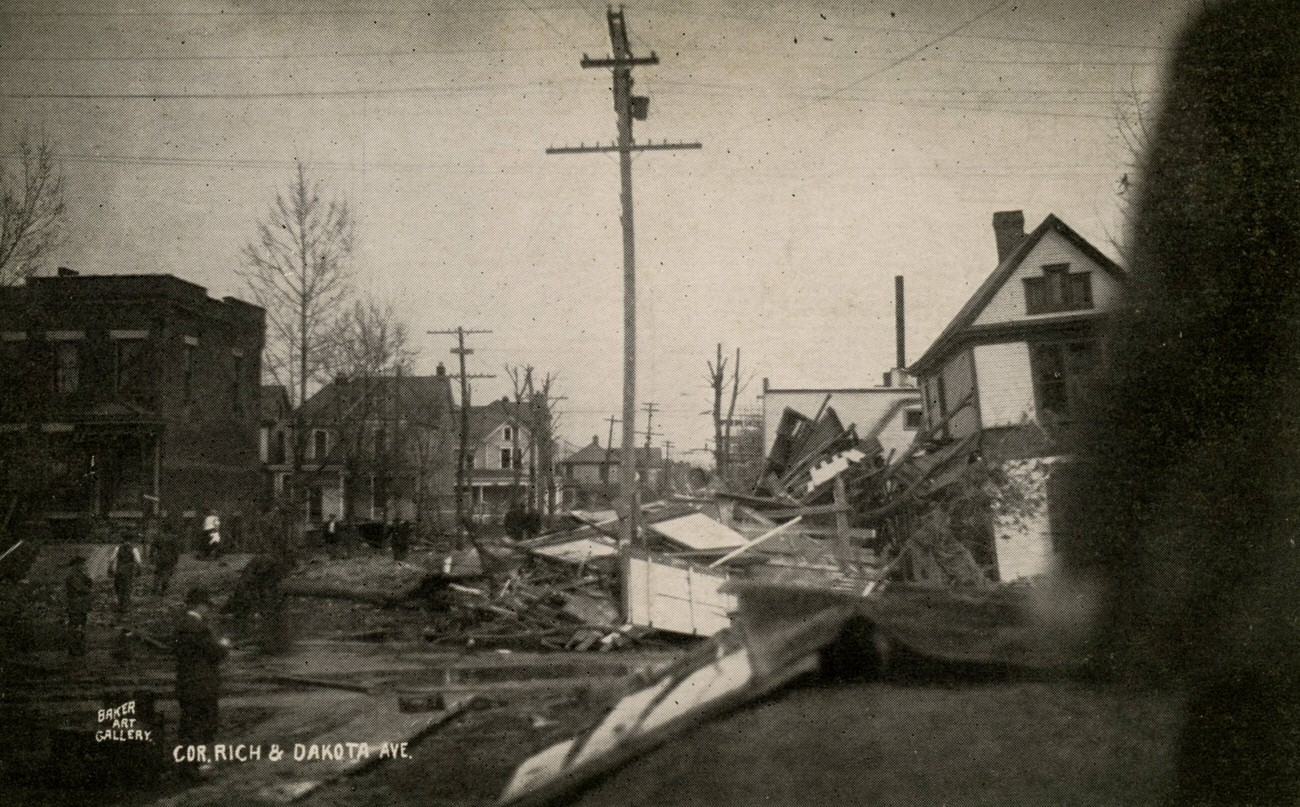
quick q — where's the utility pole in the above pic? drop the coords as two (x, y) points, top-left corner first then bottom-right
(548, 7), (700, 551)
(429, 327), (494, 548)
(603, 415), (621, 485)
(641, 401), (659, 453)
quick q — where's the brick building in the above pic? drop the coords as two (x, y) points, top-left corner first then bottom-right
(0, 271), (265, 544)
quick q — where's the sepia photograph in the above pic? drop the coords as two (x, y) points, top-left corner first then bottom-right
(0, 1), (1295, 805)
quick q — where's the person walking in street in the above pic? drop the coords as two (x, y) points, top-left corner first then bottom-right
(152, 522), (181, 595)
(174, 586), (229, 777)
(202, 508), (222, 559)
(109, 537), (142, 621)
(65, 556), (93, 658)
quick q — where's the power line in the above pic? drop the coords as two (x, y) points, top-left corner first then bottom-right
(0, 44), (574, 62)
(0, 4), (594, 17)
(0, 78), (582, 101)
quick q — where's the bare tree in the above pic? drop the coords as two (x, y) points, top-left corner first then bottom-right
(239, 161), (354, 408)
(324, 296), (415, 523)
(504, 364), (535, 499)
(0, 133), (65, 286)
(1109, 84), (1155, 262)
(706, 343), (754, 488)
(531, 372), (562, 515)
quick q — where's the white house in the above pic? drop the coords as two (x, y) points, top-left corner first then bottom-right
(909, 210), (1125, 580)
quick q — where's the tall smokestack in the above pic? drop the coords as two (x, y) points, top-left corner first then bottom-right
(993, 210), (1025, 263)
(895, 275), (905, 369)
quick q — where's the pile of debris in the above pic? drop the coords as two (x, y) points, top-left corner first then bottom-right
(280, 399), (1027, 653)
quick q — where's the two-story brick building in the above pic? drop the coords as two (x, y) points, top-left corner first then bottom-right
(0, 270), (265, 544)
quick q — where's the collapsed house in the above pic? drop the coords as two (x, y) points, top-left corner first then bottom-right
(495, 210), (1124, 804)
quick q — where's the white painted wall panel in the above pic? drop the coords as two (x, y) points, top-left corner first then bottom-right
(973, 342), (1037, 427)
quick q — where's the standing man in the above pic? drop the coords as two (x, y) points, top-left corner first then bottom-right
(202, 508), (222, 559)
(174, 587), (229, 776)
(503, 500), (527, 543)
(65, 556), (93, 658)
(323, 513), (338, 558)
(152, 520), (181, 595)
(109, 536), (142, 621)
(391, 518), (412, 563)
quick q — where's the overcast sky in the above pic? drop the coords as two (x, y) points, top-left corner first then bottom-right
(1, 0), (1201, 458)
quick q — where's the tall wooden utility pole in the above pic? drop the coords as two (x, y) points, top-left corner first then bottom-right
(548, 7), (700, 549)
(429, 327), (493, 548)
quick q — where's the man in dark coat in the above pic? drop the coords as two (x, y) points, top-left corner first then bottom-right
(152, 523), (180, 595)
(109, 537), (142, 620)
(503, 501), (527, 542)
(65, 556), (93, 657)
(174, 587), (229, 771)
(391, 518), (412, 562)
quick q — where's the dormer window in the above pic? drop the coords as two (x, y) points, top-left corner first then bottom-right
(1024, 263), (1092, 315)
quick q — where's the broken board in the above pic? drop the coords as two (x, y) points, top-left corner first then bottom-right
(498, 634), (818, 807)
(648, 512), (747, 552)
(622, 549), (735, 637)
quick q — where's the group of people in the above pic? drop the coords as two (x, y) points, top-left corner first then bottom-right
(61, 507), (223, 656)
(62, 518), (231, 779)
(321, 513), (415, 562)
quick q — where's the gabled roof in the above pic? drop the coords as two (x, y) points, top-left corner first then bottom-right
(561, 440), (663, 466)
(298, 373), (454, 426)
(466, 397), (529, 444)
(910, 214), (1125, 374)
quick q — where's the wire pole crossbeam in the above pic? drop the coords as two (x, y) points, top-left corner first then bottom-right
(547, 141), (702, 155)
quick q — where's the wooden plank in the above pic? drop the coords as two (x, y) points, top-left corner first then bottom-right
(708, 517), (804, 569)
(759, 503), (850, 519)
(832, 477), (851, 571)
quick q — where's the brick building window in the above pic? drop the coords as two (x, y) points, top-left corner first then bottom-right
(55, 342), (79, 393)
(1024, 264), (1092, 315)
(183, 343), (197, 402)
(114, 337), (148, 399)
(231, 354), (244, 413)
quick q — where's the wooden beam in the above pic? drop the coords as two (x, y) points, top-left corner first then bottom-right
(832, 477), (852, 572)
(759, 503), (850, 519)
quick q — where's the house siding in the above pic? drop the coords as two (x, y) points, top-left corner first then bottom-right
(974, 230), (1123, 327)
(972, 342), (1037, 427)
(939, 351), (978, 439)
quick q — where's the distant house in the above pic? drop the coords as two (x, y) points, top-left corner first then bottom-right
(291, 365), (456, 530)
(909, 210), (1125, 580)
(761, 369), (922, 464)
(0, 271), (264, 543)
(557, 436), (663, 508)
(458, 392), (561, 518)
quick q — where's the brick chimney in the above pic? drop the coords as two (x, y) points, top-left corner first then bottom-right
(992, 210), (1025, 263)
